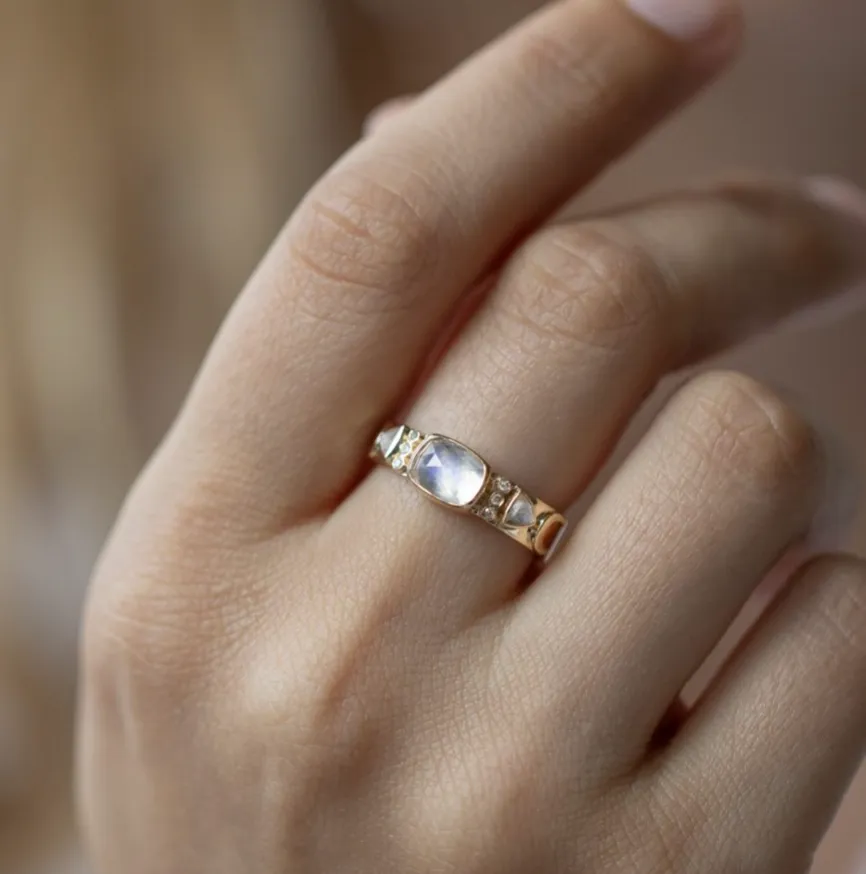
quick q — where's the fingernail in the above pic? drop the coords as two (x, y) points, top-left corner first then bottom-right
(626, 0), (741, 45)
(805, 175), (866, 227)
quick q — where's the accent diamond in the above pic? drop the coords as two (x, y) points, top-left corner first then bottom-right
(494, 478), (512, 493)
(410, 437), (486, 508)
(505, 493), (535, 527)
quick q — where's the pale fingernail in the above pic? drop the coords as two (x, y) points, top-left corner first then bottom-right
(625, 0), (741, 44)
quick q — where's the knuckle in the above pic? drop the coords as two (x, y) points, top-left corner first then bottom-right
(83, 577), (210, 697)
(288, 161), (448, 322)
(679, 371), (818, 495)
(502, 224), (673, 357)
(79, 595), (188, 738)
(82, 504), (265, 696)
(392, 737), (547, 871)
(629, 772), (717, 874)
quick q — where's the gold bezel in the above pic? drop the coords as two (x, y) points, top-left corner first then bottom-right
(407, 434), (490, 511)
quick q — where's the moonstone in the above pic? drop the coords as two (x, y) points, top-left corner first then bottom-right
(411, 438), (486, 507)
(505, 493), (535, 527)
(375, 426), (404, 459)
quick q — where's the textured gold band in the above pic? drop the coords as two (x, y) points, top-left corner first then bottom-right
(371, 425), (568, 560)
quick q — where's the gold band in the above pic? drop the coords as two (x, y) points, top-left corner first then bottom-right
(371, 425), (567, 560)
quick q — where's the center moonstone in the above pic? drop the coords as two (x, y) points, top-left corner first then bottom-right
(410, 437), (486, 508)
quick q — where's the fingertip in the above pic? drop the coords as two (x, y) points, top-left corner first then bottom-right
(625, 0), (743, 69)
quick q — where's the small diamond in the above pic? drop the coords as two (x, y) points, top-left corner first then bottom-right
(392, 457), (405, 471)
(494, 478), (512, 493)
(399, 441), (411, 454)
(407, 430), (420, 441)
(480, 508), (497, 522)
(490, 493), (505, 508)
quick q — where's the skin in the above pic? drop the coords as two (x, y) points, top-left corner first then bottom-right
(76, 1), (866, 871)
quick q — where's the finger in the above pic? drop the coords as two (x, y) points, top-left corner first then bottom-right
(343, 182), (866, 616)
(363, 96), (416, 137)
(165, 0), (742, 526)
(412, 182), (866, 511)
(509, 372), (822, 754)
(637, 555), (866, 872)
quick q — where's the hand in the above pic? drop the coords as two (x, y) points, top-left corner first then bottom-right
(77, 1), (866, 871)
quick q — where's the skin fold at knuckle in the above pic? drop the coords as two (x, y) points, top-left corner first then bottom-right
(81, 522), (269, 715)
(618, 769), (735, 874)
(82, 585), (213, 729)
(505, 224), (675, 360)
(674, 371), (821, 505)
(286, 159), (452, 326)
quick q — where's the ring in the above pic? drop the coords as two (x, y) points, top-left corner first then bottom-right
(371, 425), (568, 560)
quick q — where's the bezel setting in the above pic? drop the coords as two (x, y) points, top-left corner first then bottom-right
(371, 424), (567, 560)
(409, 435), (489, 509)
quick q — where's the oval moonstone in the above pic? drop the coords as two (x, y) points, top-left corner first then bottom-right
(410, 437), (486, 508)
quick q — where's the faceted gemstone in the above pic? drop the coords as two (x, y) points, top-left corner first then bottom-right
(410, 437), (486, 507)
(505, 492), (535, 527)
(376, 426), (404, 459)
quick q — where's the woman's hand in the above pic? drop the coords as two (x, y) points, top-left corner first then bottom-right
(77, 1), (866, 871)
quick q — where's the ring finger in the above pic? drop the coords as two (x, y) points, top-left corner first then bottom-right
(340, 181), (866, 614)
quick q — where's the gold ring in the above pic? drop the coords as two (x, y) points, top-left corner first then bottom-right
(371, 425), (568, 560)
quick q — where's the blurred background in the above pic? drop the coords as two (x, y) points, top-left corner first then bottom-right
(0, 1), (864, 871)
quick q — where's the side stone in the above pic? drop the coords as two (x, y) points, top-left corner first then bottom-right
(504, 492), (536, 527)
(375, 426), (405, 460)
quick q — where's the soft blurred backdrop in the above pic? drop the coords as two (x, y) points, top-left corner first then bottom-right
(0, 1), (864, 871)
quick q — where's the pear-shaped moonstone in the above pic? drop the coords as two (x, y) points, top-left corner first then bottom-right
(411, 438), (486, 507)
(505, 493), (535, 527)
(375, 426), (404, 459)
